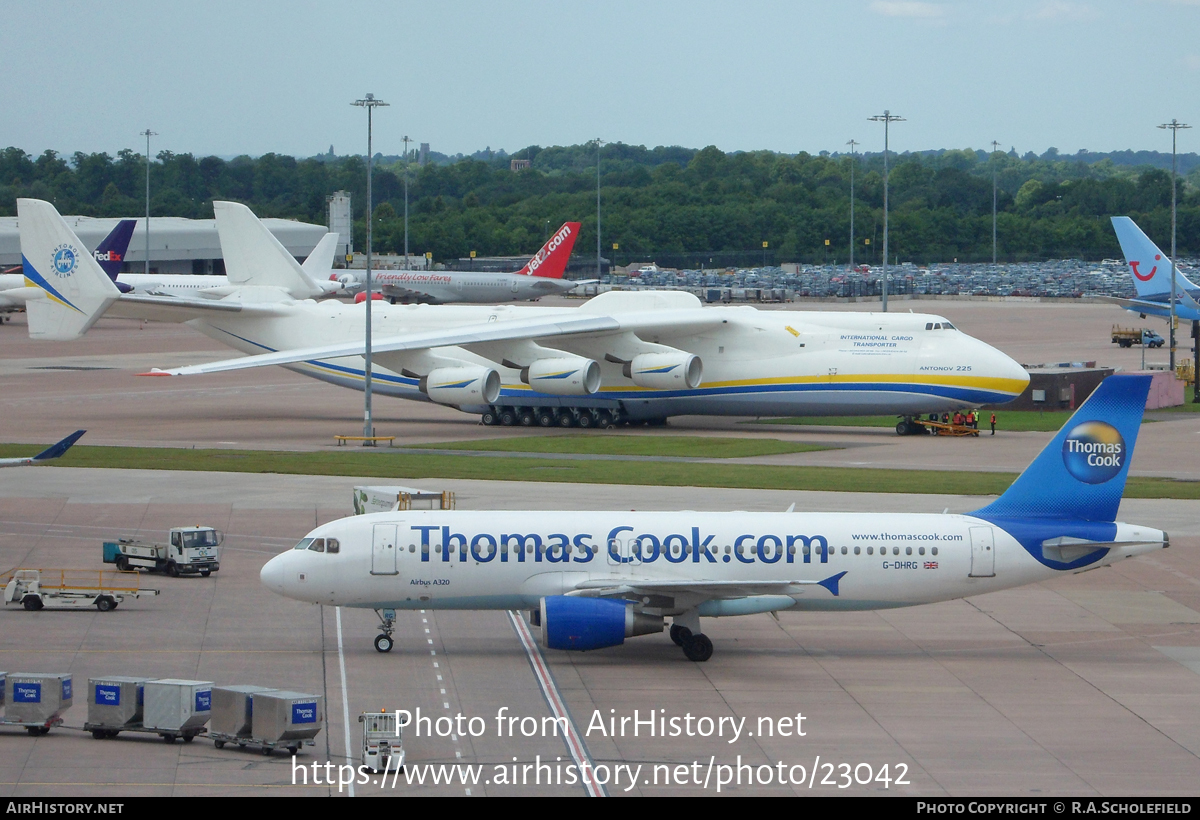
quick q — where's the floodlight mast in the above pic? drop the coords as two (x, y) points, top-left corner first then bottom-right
(402, 135), (411, 268)
(594, 138), (605, 279)
(868, 111), (904, 311)
(1158, 119), (1190, 375)
(140, 129), (157, 276)
(352, 93), (389, 442)
(991, 140), (1001, 265)
(847, 139), (858, 271)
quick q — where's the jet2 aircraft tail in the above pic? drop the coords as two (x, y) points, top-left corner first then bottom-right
(973, 374), (1151, 523)
(516, 222), (581, 279)
(1111, 216), (1198, 298)
(93, 219), (137, 286)
(18, 199), (122, 340)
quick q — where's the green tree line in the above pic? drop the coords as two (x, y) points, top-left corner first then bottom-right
(2, 143), (1197, 264)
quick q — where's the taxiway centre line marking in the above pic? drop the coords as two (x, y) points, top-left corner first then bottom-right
(506, 609), (606, 798)
(335, 606), (355, 798)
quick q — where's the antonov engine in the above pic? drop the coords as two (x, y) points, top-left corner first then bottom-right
(420, 366), (501, 406)
(523, 357), (601, 396)
(626, 352), (703, 390)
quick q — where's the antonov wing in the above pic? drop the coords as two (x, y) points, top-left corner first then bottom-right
(143, 309), (724, 377)
(0, 430), (85, 468)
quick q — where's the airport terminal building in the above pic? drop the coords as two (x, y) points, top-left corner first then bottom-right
(0, 215), (329, 274)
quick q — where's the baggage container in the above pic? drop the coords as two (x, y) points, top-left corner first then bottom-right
(143, 679), (211, 735)
(0, 672), (5, 708)
(211, 685), (274, 738)
(251, 690), (323, 744)
(87, 676), (147, 729)
(4, 673), (72, 729)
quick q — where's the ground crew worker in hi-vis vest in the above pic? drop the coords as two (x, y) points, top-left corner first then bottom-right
(990, 412), (997, 435)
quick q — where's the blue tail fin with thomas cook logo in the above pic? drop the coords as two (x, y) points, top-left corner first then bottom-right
(972, 374), (1151, 523)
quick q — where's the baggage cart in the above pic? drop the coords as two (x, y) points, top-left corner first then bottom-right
(2, 569), (159, 611)
(211, 689), (322, 756)
(2, 673), (72, 735)
(142, 679), (212, 743)
(82, 676), (148, 738)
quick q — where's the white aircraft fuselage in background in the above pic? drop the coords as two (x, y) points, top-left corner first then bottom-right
(346, 268), (587, 304)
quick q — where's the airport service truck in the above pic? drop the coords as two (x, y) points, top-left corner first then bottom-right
(102, 527), (223, 577)
(1112, 325), (1165, 348)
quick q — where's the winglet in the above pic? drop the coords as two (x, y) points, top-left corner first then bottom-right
(31, 430), (86, 462)
(817, 571), (848, 597)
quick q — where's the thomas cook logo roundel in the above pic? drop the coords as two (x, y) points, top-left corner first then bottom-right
(52, 244), (78, 277)
(1062, 421), (1125, 484)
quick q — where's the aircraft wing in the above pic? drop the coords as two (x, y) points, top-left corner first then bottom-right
(1099, 296), (1175, 317)
(570, 574), (847, 599)
(108, 294), (291, 323)
(142, 308), (725, 377)
(0, 430), (85, 468)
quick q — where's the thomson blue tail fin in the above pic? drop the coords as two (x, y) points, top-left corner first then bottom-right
(1111, 216), (1198, 298)
(972, 374), (1151, 523)
(31, 430), (86, 462)
(92, 220), (137, 288)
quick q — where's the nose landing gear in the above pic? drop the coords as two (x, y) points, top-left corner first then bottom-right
(374, 608), (396, 653)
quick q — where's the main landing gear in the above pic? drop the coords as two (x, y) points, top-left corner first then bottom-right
(669, 617), (713, 662)
(374, 608), (396, 653)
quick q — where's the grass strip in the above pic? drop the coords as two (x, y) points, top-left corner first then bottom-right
(1, 444), (1197, 500)
(405, 435), (832, 458)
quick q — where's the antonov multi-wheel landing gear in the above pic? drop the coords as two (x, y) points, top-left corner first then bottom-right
(374, 608), (396, 653)
(669, 622), (713, 662)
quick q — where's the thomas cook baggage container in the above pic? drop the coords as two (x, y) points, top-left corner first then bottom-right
(250, 691), (322, 744)
(143, 679), (212, 733)
(211, 685), (274, 738)
(5, 673), (72, 724)
(87, 676), (147, 727)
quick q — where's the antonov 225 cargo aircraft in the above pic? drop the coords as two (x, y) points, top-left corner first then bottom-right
(260, 374), (1165, 662)
(17, 198), (1028, 427)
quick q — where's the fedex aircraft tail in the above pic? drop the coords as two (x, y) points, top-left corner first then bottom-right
(93, 219), (137, 285)
(973, 374), (1151, 523)
(1111, 216), (1198, 297)
(18, 199), (122, 340)
(516, 222), (581, 279)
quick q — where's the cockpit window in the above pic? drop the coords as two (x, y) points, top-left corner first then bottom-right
(942, 321), (956, 330)
(293, 538), (314, 551)
(327, 539), (340, 554)
(308, 538), (326, 553)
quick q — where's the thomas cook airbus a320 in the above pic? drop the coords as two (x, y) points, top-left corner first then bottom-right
(260, 374), (1166, 662)
(18, 197), (1028, 428)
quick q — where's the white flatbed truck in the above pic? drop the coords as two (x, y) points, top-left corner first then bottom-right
(3, 569), (159, 611)
(102, 526), (222, 577)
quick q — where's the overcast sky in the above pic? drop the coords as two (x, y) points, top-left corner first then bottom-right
(2, 0), (1198, 160)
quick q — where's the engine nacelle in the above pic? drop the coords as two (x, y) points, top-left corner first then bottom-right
(420, 366), (501, 406)
(540, 596), (663, 651)
(524, 357), (601, 396)
(625, 352), (703, 390)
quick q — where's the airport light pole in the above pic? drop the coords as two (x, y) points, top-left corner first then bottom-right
(869, 111), (904, 311)
(847, 139), (858, 270)
(402, 135), (411, 268)
(140, 129), (157, 275)
(594, 138), (604, 278)
(1158, 119), (1190, 374)
(991, 140), (1001, 265)
(352, 93), (388, 442)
